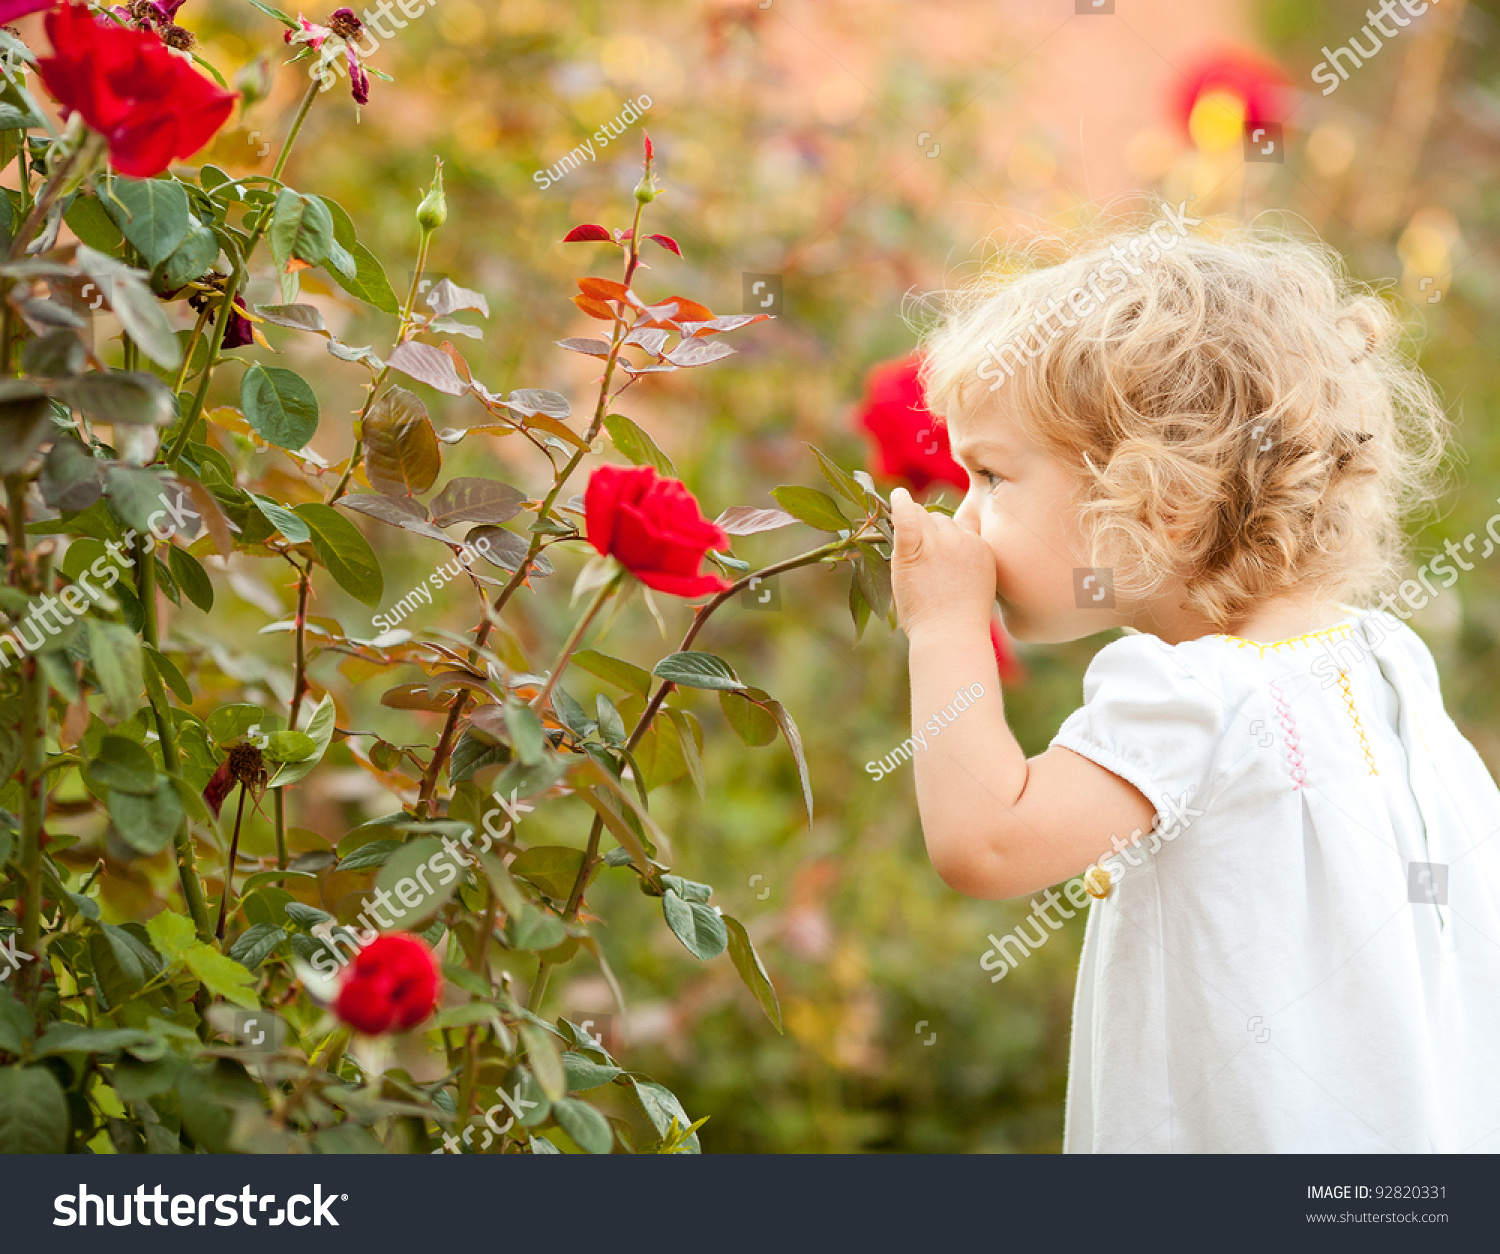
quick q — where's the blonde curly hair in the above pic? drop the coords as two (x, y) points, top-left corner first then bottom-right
(915, 214), (1451, 629)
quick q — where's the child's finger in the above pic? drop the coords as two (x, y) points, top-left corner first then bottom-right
(891, 487), (926, 563)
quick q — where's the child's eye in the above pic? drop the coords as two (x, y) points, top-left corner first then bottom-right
(976, 468), (1007, 492)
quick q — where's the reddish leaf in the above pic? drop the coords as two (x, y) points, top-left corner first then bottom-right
(387, 340), (468, 395)
(679, 313), (774, 337)
(624, 327), (670, 355)
(577, 276), (631, 302)
(340, 493), (455, 546)
(439, 341), (473, 384)
(713, 505), (800, 535)
(562, 223), (611, 242)
(429, 477), (527, 528)
(572, 294), (617, 321)
(363, 387), (441, 497)
(644, 233), (682, 257)
(557, 337), (612, 358)
(663, 295), (714, 322)
(665, 338), (736, 368)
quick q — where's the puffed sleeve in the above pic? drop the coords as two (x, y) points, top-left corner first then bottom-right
(1048, 632), (1232, 821)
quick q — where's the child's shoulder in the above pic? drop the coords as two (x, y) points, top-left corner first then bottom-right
(1085, 607), (1440, 695)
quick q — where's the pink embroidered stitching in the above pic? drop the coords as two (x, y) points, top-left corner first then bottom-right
(1267, 680), (1306, 790)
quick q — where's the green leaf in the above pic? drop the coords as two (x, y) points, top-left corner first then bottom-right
(88, 925), (150, 1011)
(241, 362), (319, 450)
(630, 1079), (700, 1152)
(603, 413), (676, 477)
(335, 839), (402, 872)
(103, 464), (171, 533)
(144, 911), (196, 964)
(0, 985), (34, 1056)
(146, 645), (193, 704)
(64, 193), (125, 253)
(519, 1021), (565, 1102)
(661, 888), (727, 960)
(76, 244), (182, 370)
(509, 846), (585, 901)
(268, 693), (335, 786)
(769, 485), (850, 532)
(227, 922), (287, 970)
(503, 700), (547, 767)
(808, 442), (869, 507)
(183, 943), (258, 1008)
(568, 649), (652, 698)
(102, 175), (190, 266)
(763, 695), (813, 826)
(33, 1024), (155, 1057)
(563, 1051), (622, 1091)
(371, 836), (458, 928)
(248, 491), (312, 544)
(205, 703), (266, 745)
(317, 195), (399, 314)
(0, 1065), (68, 1153)
(364, 386), (440, 496)
(724, 915), (783, 1033)
(263, 730), (316, 762)
(87, 619), (144, 716)
(283, 901), (333, 930)
(293, 503), (383, 607)
(551, 1096), (612, 1154)
(507, 903), (567, 951)
(108, 775), (183, 856)
(719, 689), (779, 747)
(88, 733), (157, 795)
(167, 544), (213, 611)
(268, 188), (334, 272)
(56, 371), (176, 427)
(157, 216), (220, 290)
(651, 650), (745, 691)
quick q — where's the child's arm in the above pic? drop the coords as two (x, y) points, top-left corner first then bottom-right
(890, 488), (1157, 900)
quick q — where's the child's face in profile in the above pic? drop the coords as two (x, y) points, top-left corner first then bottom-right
(948, 395), (1128, 643)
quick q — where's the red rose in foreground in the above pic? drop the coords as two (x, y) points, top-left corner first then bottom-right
(37, 2), (237, 178)
(1173, 48), (1288, 139)
(0, 0), (55, 23)
(990, 614), (1025, 686)
(333, 934), (440, 1035)
(585, 463), (733, 598)
(854, 353), (967, 494)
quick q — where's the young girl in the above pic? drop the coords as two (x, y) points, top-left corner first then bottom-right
(889, 221), (1500, 1153)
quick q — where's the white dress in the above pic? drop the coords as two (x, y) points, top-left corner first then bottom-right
(1049, 607), (1500, 1153)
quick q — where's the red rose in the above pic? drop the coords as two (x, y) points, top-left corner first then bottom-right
(0, 0), (55, 23)
(854, 353), (967, 493)
(584, 463), (733, 598)
(989, 614), (1025, 686)
(1173, 48), (1288, 138)
(36, 2), (236, 178)
(333, 934), (440, 1035)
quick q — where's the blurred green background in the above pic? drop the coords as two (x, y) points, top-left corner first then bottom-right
(69, 0), (1500, 1150)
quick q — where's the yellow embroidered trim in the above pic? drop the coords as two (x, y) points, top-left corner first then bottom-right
(1212, 621), (1355, 659)
(1336, 668), (1378, 775)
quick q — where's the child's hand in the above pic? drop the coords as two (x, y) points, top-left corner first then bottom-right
(889, 486), (996, 640)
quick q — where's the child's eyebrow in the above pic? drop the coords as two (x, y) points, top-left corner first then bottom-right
(949, 435), (1011, 467)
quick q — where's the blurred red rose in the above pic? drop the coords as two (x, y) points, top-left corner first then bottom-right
(854, 353), (967, 493)
(0, 0), (55, 22)
(1173, 48), (1288, 139)
(990, 615), (1025, 686)
(334, 934), (440, 1035)
(36, 1), (236, 178)
(585, 463), (733, 598)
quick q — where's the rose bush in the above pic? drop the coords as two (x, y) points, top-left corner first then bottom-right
(0, 0), (905, 1155)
